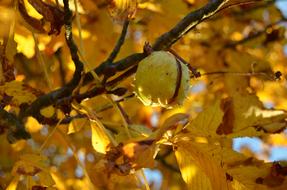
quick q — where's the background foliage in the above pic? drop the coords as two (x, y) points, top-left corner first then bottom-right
(1, 0), (287, 189)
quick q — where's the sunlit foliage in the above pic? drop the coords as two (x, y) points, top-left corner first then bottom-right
(1, 0), (287, 189)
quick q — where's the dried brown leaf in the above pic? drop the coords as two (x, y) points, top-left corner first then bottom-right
(27, 0), (65, 35)
(18, 0), (46, 33)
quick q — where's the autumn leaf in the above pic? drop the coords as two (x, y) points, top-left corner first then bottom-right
(186, 95), (287, 138)
(0, 81), (37, 106)
(11, 154), (55, 188)
(115, 124), (152, 143)
(108, 0), (138, 22)
(18, 0), (46, 34)
(175, 143), (213, 190)
(174, 137), (229, 190)
(186, 99), (223, 138)
(105, 139), (157, 175)
(0, 37), (17, 83)
(174, 133), (287, 190)
(122, 140), (156, 169)
(149, 112), (189, 141)
(18, 0), (65, 35)
(223, 50), (273, 95)
(91, 120), (111, 154)
(27, 0), (65, 35)
(40, 105), (55, 118)
(1, 0), (287, 189)
(5, 175), (20, 190)
(221, 93), (287, 137)
(25, 116), (43, 133)
(68, 117), (89, 134)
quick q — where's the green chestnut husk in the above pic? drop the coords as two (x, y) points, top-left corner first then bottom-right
(134, 51), (190, 108)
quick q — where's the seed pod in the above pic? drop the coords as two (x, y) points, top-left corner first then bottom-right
(134, 51), (190, 108)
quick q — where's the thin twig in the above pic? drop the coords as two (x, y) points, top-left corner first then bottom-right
(201, 71), (277, 81)
(101, 20), (130, 83)
(39, 118), (63, 151)
(210, 0), (282, 20)
(32, 32), (53, 90)
(55, 126), (95, 190)
(60, 94), (135, 125)
(116, 102), (131, 125)
(217, 0), (275, 15)
(168, 49), (201, 78)
(225, 19), (287, 48)
(106, 20), (130, 63)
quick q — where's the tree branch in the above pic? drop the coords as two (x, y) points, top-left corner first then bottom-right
(0, 108), (31, 143)
(55, 48), (66, 86)
(106, 65), (138, 87)
(21, 0), (229, 125)
(83, 0), (228, 85)
(83, 53), (145, 85)
(152, 0), (228, 50)
(20, 0), (83, 120)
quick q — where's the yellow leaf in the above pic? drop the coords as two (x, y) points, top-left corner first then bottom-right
(187, 100), (223, 138)
(5, 175), (20, 190)
(23, 0), (43, 19)
(40, 105), (55, 118)
(25, 116), (43, 133)
(174, 132), (287, 190)
(12, 154), (48, 175)
(91, 121), (110, 154)
(183, 0), (195, 4)
(148, 113), (188, 141)
(122, 141), (156, 169)
(175, 145), (212, 190)
(5, 38), (17, 64)
(12, 160), (41, 176)
(224, 93), (287, 137)
(11, 154), (56, 187)
(68, 117), (89, 134)
(38, 171), (55, 187)
(108, 0), (138, 22)
(267, 133), (287, 146)
(0, 81), (37, 106)
(174, 139), (229, 190)
(11, 140), (27, 151)
(224, 50), (272, 95)
(115, 124), (152, 143)
(227, 165), (270, 189)
(14, 33), (35, 58)
(138, 2), (162, 13)
(186, 93), (287, 138)
(50, 168), (66, 190)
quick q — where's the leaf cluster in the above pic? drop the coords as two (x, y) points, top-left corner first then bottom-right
(0, 0), (287, 189)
